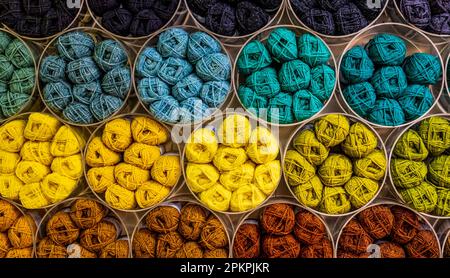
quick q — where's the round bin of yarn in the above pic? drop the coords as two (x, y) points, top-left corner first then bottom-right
(133, 26), (233, 125)
(232, 198), (334, 258)
(388, 115), (450, 218)
(84, 114), (182, 212)
(0, 0), (83, 41)
(131, 196), (231, 258)
(234, 25), (336, 127)
(335, 202), (441, 258)
(0, 112), (88, 210)
(182, 112), (282, 214)
(338, 23), (443, 128)
(34, 197), (130, 258)
(283, 113), (387, 217)
(38, 27), (132, 127)
(87, 0), (183, 40)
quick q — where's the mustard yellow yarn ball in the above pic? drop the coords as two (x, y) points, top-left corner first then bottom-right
(114, 162), (150, 191)
(230, 184), (266, 212)
(314, 114), (350, 147)
(85, 137), (121, 167)
(218, 114), (252, 148)
(50, 126), (85, 157)
(102, 118), (132, 152)
(213, 146), (248, 172)
(24, 113), (60, 142)
(254, 160), (280, 195)
(105, 183), (137, 210)
(199, 184), (232, 212)
(131, 116), (169, 146)
(353, 150), (386, 181)
(0, 120), (26, 152)
(342, 122), (378, 158)
(246, 127), (279, 164)
(135, 181), (170, 209)
(284, 150), (316, 186)
(393, 129), (428, 161)
(151, 155), (181, 187)
(87, 166), (115, 193)
(20, 141), (53, 166)
(318, 154), (353, 187)
(219, 161), (254, 192)
(292, 175), (323, 208)
(293, 129), (329, 166)
(186, 163), (219, 193)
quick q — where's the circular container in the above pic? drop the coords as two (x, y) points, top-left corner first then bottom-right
(337, 23), (444, 129)
(37, 27), (133, 128)
(441, 53), (450, 113)
(434, 220), (450, 258)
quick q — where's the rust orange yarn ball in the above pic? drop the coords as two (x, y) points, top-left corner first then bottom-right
(70, 199), (108, 229)
(233, 223), (260, 258)
(260, 204), (295, 235)
(132, 228), (156, 258)
(80, 220), (117, 253)
(391, 206), (420, 245)
(156, 231), (184, 258)
(379, 242), (405, 258)
(8, 214), (36, 248)
(145, 206), (180, 234)
(36, 237), (67, 258)
(100, 240), (130, 258)
(0, 200), (21, 232)
(262, 234), (301, 258)
(200, 216), (228, 250)
(300, 238), (333, 258)
(178, 204), (207, 241)
(405, 230), (440, 258)
(293, 210), (326, 245)
(175, 241), (204, 258)
(338, 219), (373, 254)
(46, 211), (80, 246)
(357, 205), (394, 239)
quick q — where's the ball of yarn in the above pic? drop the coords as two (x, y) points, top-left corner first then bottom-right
(145, 206), (180, 233)
(85, 137), (120, 167)
(43, 81), (72, 112)
(132, 229), (156, 258)
(135, 47), (162, 78)
(403, 53), (442, 85)
(338, 219), (373, 253)
(90, 93), (122, 122)
(102, 8), (133, 37)
(292, 176), (323, 208)
(88, 0), (121, 16)
(321, 186), (351, 214)
(262, 234), (300, 258)
(391, 159), (427, 189)
(303, 9), (335, 35)
(199, 216), (228, 250)
(0, 200), (20, 232)
(342, 122), (378, 158)
(185, 128), (218, 163)
(297, 33), (331, 68)
(293, 130), (329, 166)
(157, 28), (188, 59)
(39, 56), (66, 83)
(390, 206), (420, 244)
(62, 102), (93, 124)
(400, 181), (438, 213)
(418, 116), (450, 156)
(279, 60), (311, 93)
(267, 92), (294, 124)
(368, 98), (406, 126)
(354, 150), (386, 181)
(51, 125), (85, 157)
(292, 90), (323, 121)
(237, 40), (272, 75)
(149, 95), (180, 123)
(0, 92), (30, 118)
(80, 221), (117, 252)
(46, 212), (79, 246)
(428, 155), (450, 188)
(343, 82), (376, 117)
(130, 9), (164, 37)
(178, 204), (207, 241)
(151, 155), (181, 187)
(138, 77), (170, 105)
(5, 39), (33, 68)
(172, 74), (202, 101)
(245, 67), (280, 97)
(36, 237), (67, 258)
(41, 173), (78, 203)
(0, 32), (12, 54)
(260, 204), (295, 235)
(399, 85), (434, 121)
(246, 127), (279, 164)
(205, 2), (236, 36)
(19, 183), (50, 209)
(292, 210), (326, 246)
(235, 1), (270, 35)
(53, 155), (83, 182)
(318, 154), (352, 186)
(345, 177), (379, 208)
(284, 150), (316, 186)
(124, 143), (161, 169)
(23, 113), (60, 141)
(435, 189), (450, 216)
(188, 0), (218, 16)
(0, 59), (14, 83)
(238, 86), (268, 116)
(102, 118), (132, 152)
(136, 181), (170, 209)
(67, 57), (101, 85)
(196, 53), (231, 82)
(73, 81), (102, 105)
(213, 146), (247, 172)
(9, 67), (35, 95)
(394, 130), (429, 161)
(340, 46), (374, 84)
(175, 241), (203, 258)
(105, 183), (136, 210)
(220, 161), (254, 192)
(200, 81), (229, 108)
(179, 97), (210, 123)
(187, 32), (221, 64)
(429, 13), (450, 34)
(94, 40), (127, 72)
(309, 64), (335, 102)
(100, 240), (129, 258)
(335, 3), (368, 35)
(233, 223), (260, 258)
(152, 0), (179, 21)
(405, 230), (440, 258)
(267, 28), (297, 63)
(367, 33), (407, 66)
(70, 199), (107, 229)
(371, 66), (408, 98)
(158, 57), (192, 85)
(101, 66), (131, 99)
(357, 205), (394, 239)
(314, 114), (350, 147)
(131, 116), (168, 146)
(199, 184), (232, 212)
(400, 0), (432, 28)
(56, 31), (95, 61)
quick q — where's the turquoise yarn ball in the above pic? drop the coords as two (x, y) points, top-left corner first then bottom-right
(200, 81), (230, 107)
(56, 31), (95, 61)
(278, 60), (311, 93)
(63, 102), (94, 124)
(297, 33), (331, 67)
(0, 32), (11, 54)
(43, 81), (73, 111)
(157, 28), (189, 59)
(149, 95), (180, 123)
(73, 81), (102, 105)
(398, 84), (434, 121)
(310, 64), (335, 102)
(90, 93), (123, 121)
(246, 67), (280, 97)
(9, 67), (35, 95)
(67, 57), (101, 84)
(196, 53), (231, 82)
(135, 47), (163, 78)
(367, 98), (405, 126)
(366, 33), (407, 66)
(39, 55), (66, 83)
(179, 97), (210, 123)
(94, 39), (128, 72)
(340, 45), (374, 84)
(0, 55), (14, 81)
(267, 92), (294, 124)
(158, 57), (193, 85)
(267, 27), (297, 62)
(293, 89), (323, 121)
(343, 82), (376, 117)
(403, 53), (442, 85)
(237, 40), (272, 75)
(138, 76), (170, 105)
(5, 39), (33, 68)
(172, 74), (203, 101)
(371, 66), (408, 98)
(187, 32), (221, 64)
(101, 66), (131, 99)
(0, 92), (29, 118)
(238, 86), (268, 116)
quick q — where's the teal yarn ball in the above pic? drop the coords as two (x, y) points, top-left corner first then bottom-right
(39, 55), (66, 83)
(371, 66), (408, 98)
(343, 82), (376, 117)
(368, 98), (405, 126)
(246, 67), (280, 97)
(398, 85), (434, 121)
(237, 40), (272, 75)
(67, 57), (101, 84)
(340, 45), (374, 84)
(101, 66), (131, 99)
(267, 27), (297, 62)
(0, 81), (6, 94)
(0, 55), (14, 81)
(0, 32), (11, 54)
(10, 67), (35, 95)
(278, 60), (311, 93)
(135, 47), (163, 78)
(138, 76), (170, 105)
(56, 31), (95, 61)
(43, 81), (73, 112)
(267, 92), (294, 124)
(63, 102), (94, 124)
(157, 28), (189, 59)
(179, 97), (210, 123)
(297, 33), (331, 68)
(94, 39), (128, 72)
(172, 74), (203, 101)
(0, 92), (30, 118)
(293, 90), (323, 121)
(366, 33), (407, 66)
(90, 93), (123, 121)
(149, 95), (180, 123)
(5, 39), (33, 69)
(73, 81), (102, 105)
(200, 81), (230, 108)
(403, 53), (442, 85)
(196, 53), (231, 82)
(187, 32), (221, 64)
(158, 57), (193, 85)
(238, 86), (268, 116)
(310, 64), (335, 102)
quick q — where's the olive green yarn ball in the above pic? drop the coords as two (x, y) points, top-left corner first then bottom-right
(391, 159), (427, 189)
(354, 150), (386, 181)
(400, 181), (438, 213)
(342, 122), (378, 158)
(318, 154), (353, 187)
(428, 155), (450, 188)
(319, 186), (351, 215)
(435, 189), (450, 217)
(394, 129), (429, 161)
(418, 116), (450, 156)
(344, 177), (379, 209)
(284, 149), (316, 186)
(293, 129), (329, 166)
(292, 175), (323, 208)
(314, 114), (350, 147)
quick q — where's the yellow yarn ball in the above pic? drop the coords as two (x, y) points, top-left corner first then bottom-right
(124, 143), (161, 170)
(151, 155), (181, 187)
(314, 114), (350, 147)
(20, 141), (53, 166)
(50, 126), (85, 157)
(284, 150), (315, 186)
(218, 114), (252, 148)
(114, 162), (150, 191)
(51, 154), (83, 180)
(135, 181), (170, 209)
(318, 154), (353, 187)
(15, 161), (50, 183)
(0, 175), (23, 200)
(353, 150), (386, 181)
(0, 150), (20, 174)
(219, 161), (254, 192)
(19, 183), (50, 209)
(254, 160), (280, 195)
(393, 129), (428, 161)
(185, 128), (218, 163)
(102, 118), (132, 152)
(105, 183), (136, 210)
(400, 181), (438, 213)
(344, 177), (379, 209)
(186, 163), (219, 193)
(213, 146), (247, 172)
(418, 116), (450, 156)
(24, 113), (60, 142)
(428, 155), (450, 188)
(199, 183), (231, 212)
(41, 173), (78, 203)
(87, 166), (115, 193)
(230, 184), (266, 212)
(0, 120), (26, 152)
(342, 123), (378, 158)
(292, 175), (323, 208)
(131, 116), (168, 146)
(293, 129), (329, 165)
(246, 127), (279, 164)
(85, 137), (121, 167)
(320, 186), (351, 215)
(391, 159), (427, 189)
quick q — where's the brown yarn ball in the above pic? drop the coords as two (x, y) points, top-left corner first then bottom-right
(100, 240), (130, 258)
(260, 204), (295, 235)
(405, 230), (440, 258)
(46, 211), (80, 246)
(262, 234), (301, 258)
(300, 238), (333, 258)
(8, 215), (36, 248)
(0, 232), (11, 258)
(70, 199), (108, 229)
(338, 219), (373, 254)
(204, 248), (228, 258)
(156, 231), (184, 258)
(200, 215), (228, 250)
(36, 237), (67, 258)
(293, 210), (326, 245)
(132, 228), (156, 258)
(233, 223), (260, 258)
(357, 205), (394, 239)
(337, 251), (370, 258)
(80, 220), (117, 253)
(145, 206), (180, 233)
(379, 242), (405, 258)
(6, 247), (32, 258)
(391, 206), (420, 245)
(0, 200), (21, 232)
(178, 204), (207, 241)
(175, 241), (204, 258)
(67, 243), (97, 258)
